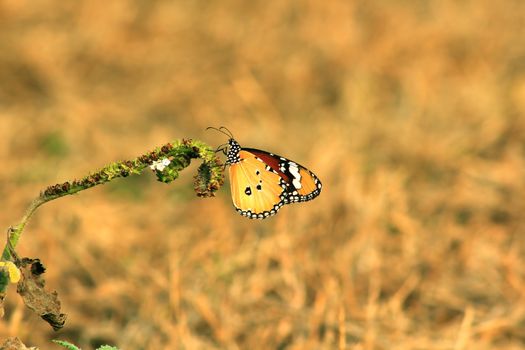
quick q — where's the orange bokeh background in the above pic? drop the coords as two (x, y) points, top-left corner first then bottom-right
(1, 1), (524, 349)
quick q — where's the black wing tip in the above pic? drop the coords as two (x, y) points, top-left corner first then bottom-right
(284, 173), (322, 203)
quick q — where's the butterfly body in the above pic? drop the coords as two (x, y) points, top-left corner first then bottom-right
(226, 138), (322, 219)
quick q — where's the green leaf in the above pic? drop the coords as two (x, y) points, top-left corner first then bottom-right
(52, 340), (81, 350)
(0, 270), (10, 292)
(97, 346), (119, 350)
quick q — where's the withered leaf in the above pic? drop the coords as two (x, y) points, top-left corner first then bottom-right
(0, 337), (38, 350)
(16, 258), (66, 331)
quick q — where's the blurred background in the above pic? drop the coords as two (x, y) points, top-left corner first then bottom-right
(1, 0), (525, 349)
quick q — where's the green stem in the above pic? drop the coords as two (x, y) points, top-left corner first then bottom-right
(0, 138), (224, 290)
(2, 197), (47, 261)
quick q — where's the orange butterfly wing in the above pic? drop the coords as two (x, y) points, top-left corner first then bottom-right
(226, 138), (322, 219)
(290, 166), (321, 202)
(229, 150), (287, 219)
(242, 148), (322, 203)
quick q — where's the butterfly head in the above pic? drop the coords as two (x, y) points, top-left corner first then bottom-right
(226, 138), (241, 165)
(207, 126), (240, 165)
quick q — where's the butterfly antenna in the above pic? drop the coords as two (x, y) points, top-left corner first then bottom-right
(206, 126), (234, 140)
(218, 126), (234, 139)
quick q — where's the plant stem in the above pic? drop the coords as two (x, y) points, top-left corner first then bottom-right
(2, 196), (47, 261)
(0, 138), (224, 291)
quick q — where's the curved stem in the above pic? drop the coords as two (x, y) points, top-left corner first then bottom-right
(0, 138), (224, 292)
(2, 197), (47, 261)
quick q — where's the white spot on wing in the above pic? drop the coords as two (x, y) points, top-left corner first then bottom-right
(288, 162), (302, 189)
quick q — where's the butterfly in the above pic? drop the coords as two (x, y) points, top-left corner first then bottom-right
(209, 127), (322, 219)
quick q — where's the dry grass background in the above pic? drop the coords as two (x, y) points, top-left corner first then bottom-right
(0, 0), (524, 349)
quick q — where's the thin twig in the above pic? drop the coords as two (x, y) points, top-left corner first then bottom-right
(0, 138), (224, 293)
